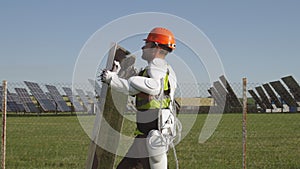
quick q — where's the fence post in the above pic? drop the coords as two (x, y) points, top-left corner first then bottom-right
(2, 80), (7, 169)
(242, 78), (247, 169)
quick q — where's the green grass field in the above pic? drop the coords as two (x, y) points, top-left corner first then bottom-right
(2, 113), (300, 169)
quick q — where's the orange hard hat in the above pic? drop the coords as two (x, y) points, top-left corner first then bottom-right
(144, 27), (176, 50)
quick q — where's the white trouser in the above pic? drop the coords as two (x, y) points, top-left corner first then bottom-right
(146, 130), (168, 169)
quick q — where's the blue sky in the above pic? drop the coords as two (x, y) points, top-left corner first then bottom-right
(1, 1), (300, 84)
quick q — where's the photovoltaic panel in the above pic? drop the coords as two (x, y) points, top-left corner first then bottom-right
(45, 92), (55, 103)
(208, 87), (224, 107)
(213, 81), (238, 109)
(76, 89), (91, 111)
(15, 88), (40, 113)
(248, 89), (267, 110)
(269, 81), (298, 107)
(219, 75), (242, 107)
(7, 90), (20, 112)
(213, 81), (228, 101)
(86, 44), (134, 168)
(24, 81), (56, 112)
(31, 90), (57, 111)
(281, 76), (300, 102)
(45, 92), (60, 111)
(1, 86), (25, 112)
(262, 83), (282, 108)
(10, 93), (25, 112)
(62, 87), (85, 112)
(24, 81), (44, 93)
(46, 85), (71, 112)
(255, 86), (273, 109)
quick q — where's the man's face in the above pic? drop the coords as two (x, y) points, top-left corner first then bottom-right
(141, 42), (156, 62)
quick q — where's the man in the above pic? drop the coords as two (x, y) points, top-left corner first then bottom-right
(101, 27), (178, 169)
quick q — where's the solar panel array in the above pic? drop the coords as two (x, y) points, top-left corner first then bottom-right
(10, 92), (25, 112)
(1, 81), (100, 113)
(1, 86), (28, 112)
(7, 90), (20, 112)
(15, 88), (40, 113)
(2, 75), (298, 114)
(46, 85), (71, 112)
(269, 81), (298, 107)
(24, 81), (56, 112)
(208, 75), (242, 112)
(249, 75), (299, 112)
(62, 87), (85, 112)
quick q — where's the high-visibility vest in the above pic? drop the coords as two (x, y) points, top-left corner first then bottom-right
(136, 69), (171, 110)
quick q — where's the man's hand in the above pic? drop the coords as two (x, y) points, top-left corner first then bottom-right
(100, 69), (114, 84)
(100, 61), (121, 84)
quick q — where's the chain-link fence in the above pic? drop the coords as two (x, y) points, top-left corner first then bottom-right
(5, 80), (299, 113)
(1, 80), (300, 168)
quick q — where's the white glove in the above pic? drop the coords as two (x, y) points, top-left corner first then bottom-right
(112, 60), (121, 74)
(100, 61), (121, 84)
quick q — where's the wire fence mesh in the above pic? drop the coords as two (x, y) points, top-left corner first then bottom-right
(5, 81), (267, 113)
(1, 81), (300, 168)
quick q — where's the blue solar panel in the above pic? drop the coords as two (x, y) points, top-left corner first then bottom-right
(24, 81), (56, 112)
(7, 90), (20, 112)
(10, 92), (25, 112)
(15, 88), (40, 113)
(270, 81), (298, 107)
(1, 86), (25, 112)
(45, 92), (59, 111)
(46, 85), (71, 112)
(62, 87), (85, 112)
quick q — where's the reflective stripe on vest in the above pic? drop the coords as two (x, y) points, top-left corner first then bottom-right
(136, 69), (170, 110)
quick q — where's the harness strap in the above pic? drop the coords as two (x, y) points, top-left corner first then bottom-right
(136, 68), (171, 110)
